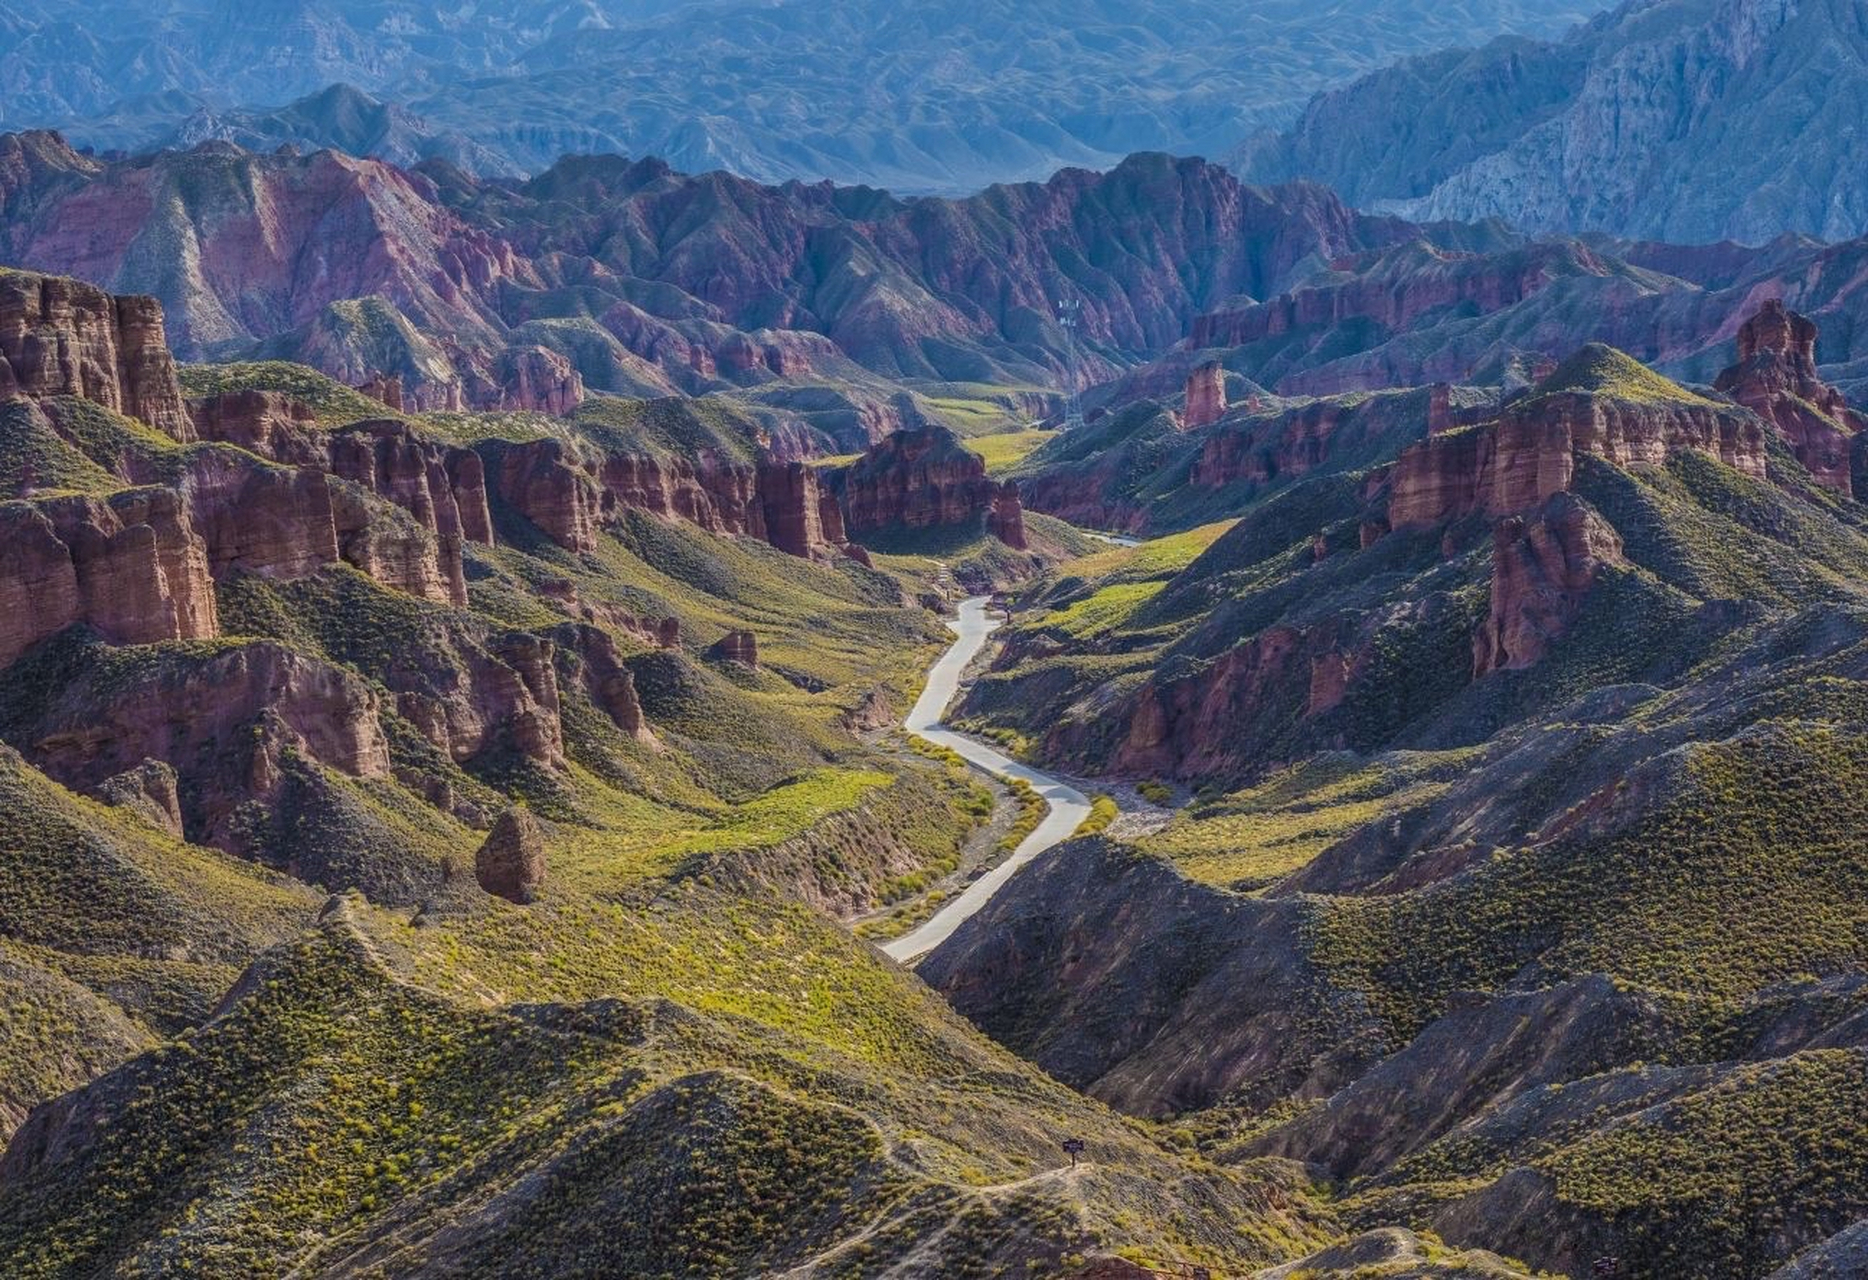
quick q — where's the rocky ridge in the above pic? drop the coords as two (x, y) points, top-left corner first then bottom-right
(1245, 0), (1868, 244)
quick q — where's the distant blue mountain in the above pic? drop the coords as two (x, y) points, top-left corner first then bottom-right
(0, 0), (1605, 192)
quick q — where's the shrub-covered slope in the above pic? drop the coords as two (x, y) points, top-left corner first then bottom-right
(928, 313), (1868, 1277)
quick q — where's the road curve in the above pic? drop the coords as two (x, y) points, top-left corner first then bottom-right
(881, 597), (1092, 964)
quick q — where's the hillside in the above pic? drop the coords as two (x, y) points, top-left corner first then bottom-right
(0, 135), (1421, 428)
(14, 129), (1868, 455)
(1244, 0), (1868, 243)
(925, 301), (1868, 1277)
(0, 267), (1364, 1275)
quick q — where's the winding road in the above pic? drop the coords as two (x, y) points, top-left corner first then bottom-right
(881, 597), (1091, 964)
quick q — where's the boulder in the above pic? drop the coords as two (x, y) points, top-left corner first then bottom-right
(710, 630), (759, 669)
(476, 809), (546, 905)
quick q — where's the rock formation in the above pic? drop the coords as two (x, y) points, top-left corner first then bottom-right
(0, 491), (218, 668)
(0, 271), (191, 437)
(756, 460), (831, 558)
(492, 429), (875, 563)
(1386, 348), (1764, 530)
(1473, 493), (1626, 676)
(709, 630), (759, 669)
(495, 346), (585, 416)
(475, 809), (546, 905)
(1714, 300), (1862, 497)
(1182, 361), (1227, 429)
(23, 639), (391, 853)
(496, 439), (603, 554)
(833, 425), (996, 534)
(1114, 626), (1317, 779)
(357, 374), (406, 413)
(988, 480), (1029, 550)
(94, 759), (185, 838)
(555, 625), (656, 746)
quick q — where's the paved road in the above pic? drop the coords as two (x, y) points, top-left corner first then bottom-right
(881, 597), (1092, 964)
(1084, 530), (1141, 547)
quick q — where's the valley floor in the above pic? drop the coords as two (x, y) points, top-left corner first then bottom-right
(883, 597), (1093, 962)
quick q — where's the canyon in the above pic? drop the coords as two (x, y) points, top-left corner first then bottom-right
(3, 36), (1868, 1268)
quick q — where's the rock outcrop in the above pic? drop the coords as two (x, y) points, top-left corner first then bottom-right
(756, 460), (833, 558)
(496, 439), (603, 554)
(494, 433), (868, 562)
(358, 374), (407, 413)
(1473, 494), (1625, 676)
(709, 630), (759, 669)
(23, 640), (391, 854)
(555, 624), (655, 746)
(475, 809), (546, 905)
(0, 490), (218, 668)
(0, 271), (191, 437)
(987, 480), (1029, 550)
(1113, 625), (1318, 779)
(1386, 348), (1765, 530)
(833, 425), (996, 534)
(495, 345), (584, 416)
(1181, 361), (1227, 429)
(93, 758), (185, 838)
(1714, 300), (1862, 497)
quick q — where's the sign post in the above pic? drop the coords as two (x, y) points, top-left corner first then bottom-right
(1061, 1138), (1085, 1168)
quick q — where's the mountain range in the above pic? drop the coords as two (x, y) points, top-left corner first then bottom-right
(1245, 0), (1868, 243)
(11, 129), (1868, 455)
(0, 0), (1605, 193)
(5, 4), (1868, 1276)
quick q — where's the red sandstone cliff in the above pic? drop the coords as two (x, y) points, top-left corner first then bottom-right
(1182, 362), (1228, 430)
(832, 425), (997, 535)
(1713, 300), (1862, 497)
(495, 346), (586, 416)
(988, 480), (1029, 550)
(0, 490), (218, 668)
(1386, 350), (1765, 530)
(24, 640), (391, 854)
(0, 271), (191, 437)
(1473, 493), (1626, 675)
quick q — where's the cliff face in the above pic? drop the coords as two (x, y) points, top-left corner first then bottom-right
(493, 346), (585, 416)
(0, 491), (218, 668)
(0, 271), (190, 438)
(1189, 239), (1617, 355)
(494, 420), (1021, 559)
(1472, 493), (1626, 676)
(832, 425), (997, 535)
(492, 436), (860, 562)
(1386, 358), (1765, 530)
(987, 480), (1028, 551)
(1714, 300), (1862, 497)
(0, 274), (662, 814)
(1181, 362), (1227, 430)
(189, 396), (495, 606)
(23, 639), (392, 856)
(496, 439), (603, 554)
